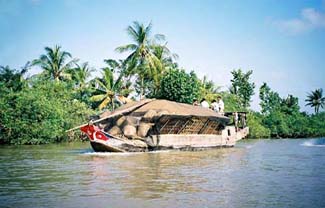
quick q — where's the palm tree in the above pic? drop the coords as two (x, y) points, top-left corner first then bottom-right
(151, 43), (178, 70)
(282, 94), (299, 114)
(70, 62), (94, 89)
(200, 76), (222, 100)
(103, 59), (125, 73)
(115, 21), (163, 99)
(0, 62), (30, 91)
(67, 62), (95, 103)
(305, 88), (325, 114)
(90, 67), (131, 111)
(32, 45), (77, 81)
(103, 59), (133, 99)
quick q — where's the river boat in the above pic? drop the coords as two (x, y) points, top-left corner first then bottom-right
(79, 99), (249, 152)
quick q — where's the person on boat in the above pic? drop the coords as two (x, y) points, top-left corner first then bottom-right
(193, 99), (199, 106)
(210, 99), (219, 112)
(240, 112), (247, 127)
(233, 112), (239, 131)
(200, 98), (209, 108)
(217, 96), (224, 113)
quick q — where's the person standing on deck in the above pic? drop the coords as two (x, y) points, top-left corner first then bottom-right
(211, 99), (219, 112)
(200, 98), (210, 108)
(233, 112), (239, 131)
(217, 96), (224, 114)
(240, 113), (247, 127)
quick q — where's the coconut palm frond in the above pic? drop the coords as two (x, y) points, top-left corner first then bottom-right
(90, 94), (106, 102)
(115, 44), (138, 53)
(33, 45), (75, 82)
(305, 88), (325, 114)
(98, 98), (111, 110)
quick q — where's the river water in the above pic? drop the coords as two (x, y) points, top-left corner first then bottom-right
(0, 138), (325, 208)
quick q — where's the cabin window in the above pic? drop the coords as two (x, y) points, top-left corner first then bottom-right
(228, 129), (231, 136)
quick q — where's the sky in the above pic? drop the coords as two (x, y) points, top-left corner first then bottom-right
(0, 0), (324, 112)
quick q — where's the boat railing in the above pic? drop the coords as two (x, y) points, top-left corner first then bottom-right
(224, 112), (247, 131)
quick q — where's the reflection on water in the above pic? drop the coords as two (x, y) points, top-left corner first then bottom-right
(1, 139), (325, 208)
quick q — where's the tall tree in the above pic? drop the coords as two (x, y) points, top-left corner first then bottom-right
(103, 59), (133, 98)
(70, 62), (94, 89)
(281, 94), (300, 115)
(151, 43), (178, 70)
(259, 82), (281, 114)
(90, 68), (119, 110)
(230, 69), (255, 108)
(115, 21), (164, 99)
(32, 45), (77, 81)
(0, 62), (30, 91)
(68, 62), (95, 103)
(199, 76), (222, 101)
(90, 66), (132, 111)
(305, 88), (325, 114)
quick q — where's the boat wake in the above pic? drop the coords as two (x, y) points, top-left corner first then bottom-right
(82, 150), (171, 156)
(245, 144), (255, 149)
(82, 152), (142, 156)
(301, 139), (325, 147)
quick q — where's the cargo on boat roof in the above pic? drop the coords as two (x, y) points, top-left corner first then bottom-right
(98, 99), (229, 123)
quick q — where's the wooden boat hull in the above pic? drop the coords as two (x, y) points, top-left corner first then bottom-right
(90, 137), (148, 152)
(90, 141), (125, 152)
(89, 139), (235, 153)
(88, 127), (249, 152)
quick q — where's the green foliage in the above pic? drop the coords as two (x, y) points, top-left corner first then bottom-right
(230, 69), (255, 108)
(262, 110), (290, 138)
(308, 112), (325, 136)
(281, 95), (300, 114)
(151, 44), (178, 70)
(218, 92), (244, 112)
(259, 82), (281, 114)
(0, 64), (29, 91)
(157, 69), (200, 104)
(195, 76), (244, 112)
(68, 62), (96, 106)
(257, 83), (318, 138)
(0, 82), (94, 144)
(261, 110), (319, 138)
(246, 112), (271, 138)
(198, 76), (221, 101)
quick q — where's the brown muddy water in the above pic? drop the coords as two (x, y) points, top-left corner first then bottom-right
(1, 138), (325, 208)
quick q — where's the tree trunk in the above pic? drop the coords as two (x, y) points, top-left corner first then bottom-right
(111, 98), (115, 111)
(140, 77), (144, 100)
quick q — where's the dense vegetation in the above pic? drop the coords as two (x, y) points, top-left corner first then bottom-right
(0, 21), (324, 144)
(157, 69), (200, 103)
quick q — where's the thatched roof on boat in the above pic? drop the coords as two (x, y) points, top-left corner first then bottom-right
(99, 99), (229, 123)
